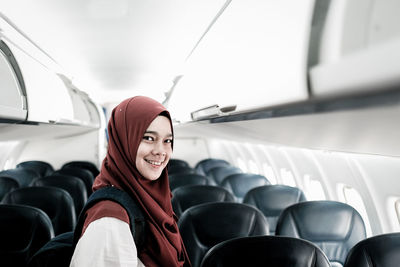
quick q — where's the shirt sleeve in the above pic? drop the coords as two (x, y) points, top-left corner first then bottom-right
(70, 217), (145, 267)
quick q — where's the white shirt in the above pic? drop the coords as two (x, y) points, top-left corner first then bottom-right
(70, 217), (145, 267)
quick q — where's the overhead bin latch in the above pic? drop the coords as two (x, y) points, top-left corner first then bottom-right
(191, 104), (236, 121)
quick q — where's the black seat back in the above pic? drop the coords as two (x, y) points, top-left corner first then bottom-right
(168, 165), (195, 176)
(172, 185), (235, 218)
(53, 167), (94, 196)
(0, 177), (19, 200)
(220, 173), (270, 202)
(207, 166), (242, 185)
(178, 202), (269, 267)
(169, 173), (213, 191)
(31, 175), (87, 217)
(0, 168), (40, 187)
(2, 187), (76, 235)
(243, 185), (306, 234)
(276, 200), (366, 266)
(201, 235), (331, 267)
(168, 159), (190, 168)
(62, 161), (99, 177)
(344, 232), (400, 267)
(17, 160), (54, 177)
(0, 204), (54, 266)
(195, 158), (230, 175)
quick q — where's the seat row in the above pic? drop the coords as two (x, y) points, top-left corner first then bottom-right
(177, 198), (396, 267)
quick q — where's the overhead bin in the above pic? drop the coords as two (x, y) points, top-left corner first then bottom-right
(308, 0), (400, 96)
(0, 40), (27, 121)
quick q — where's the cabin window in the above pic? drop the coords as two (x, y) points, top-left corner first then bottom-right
(395, 199), (400, 226)
(280, 168), (296, 187)
(262, 163), (277, 184)
(248, 160), (259, 174)
(339, 184), (372, 236)
(236, 158), (248, 172)
(303, 174), (326, 200)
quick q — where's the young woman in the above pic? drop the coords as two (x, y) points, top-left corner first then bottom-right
(70, 96), (191, 267)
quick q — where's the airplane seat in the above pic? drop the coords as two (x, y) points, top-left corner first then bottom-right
(0, 177), (19, 201)
(344, 232), (400, 267)
(53, 167), (94, 196)
(194, 158), (230, 176)
(31, 175), (87, 217)
(243, 184), (306, 234)
(201, 235), (331, 267)
(220, 173), (270, 202)
(169, 173), (214, 191)
(178, 202), (269, 267)
(0, 168), (41, 187)
(2, 187), (76, 236)
(0, 204), (54, 266)
(62, 161), (99, 178)
(168, 165), (196, 176)
(17, 160), (54, 177)
(171, 185), (235, 218)
(168, 159), (190, 168)
(276, 200), (367, 267)
(207, 166), (242, 185)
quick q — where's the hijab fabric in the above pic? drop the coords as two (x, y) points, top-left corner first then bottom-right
(93, 96), (191, 267)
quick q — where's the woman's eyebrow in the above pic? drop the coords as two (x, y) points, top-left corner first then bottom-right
(144, 130), (173, 137)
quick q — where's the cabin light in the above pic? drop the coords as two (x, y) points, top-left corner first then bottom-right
(190, 104), (236, 120)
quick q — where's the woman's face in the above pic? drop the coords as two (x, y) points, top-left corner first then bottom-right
(136, 115), (173, 181)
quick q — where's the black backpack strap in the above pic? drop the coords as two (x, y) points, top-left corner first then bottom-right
(73, 186), (146, 250)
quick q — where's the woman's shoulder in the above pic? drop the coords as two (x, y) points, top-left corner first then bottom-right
(81, 200), (130, 235)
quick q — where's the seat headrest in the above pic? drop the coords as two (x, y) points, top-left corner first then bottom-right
(243, 185), (306, 234)
(195, 158), (230, 175)
(17, 160), (54, 177)
(169, 173), (211, 191)
(0, 168), (40, 187)
(2, 187), (76, 235)
(276, 200), (366, 265)
(220, 173), (270, 202)
(201, 235), (331, 267)
(0, 204), (54, 266)
(62, 161), (99, 177)
(344, 232), (400, 267)
(172, 185), (235, 217)
(208, 166), (242, 185)
(179, 202), (269, 267)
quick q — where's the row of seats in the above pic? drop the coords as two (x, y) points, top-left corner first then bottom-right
(200, 232), (400, 267)
(0, 160), (99, 266)
(178, 200), (369, 267)
(170, 158), (400, 267)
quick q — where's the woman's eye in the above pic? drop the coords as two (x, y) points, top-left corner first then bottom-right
(143, 136), (154, 141)
(165, 139), (173, 144)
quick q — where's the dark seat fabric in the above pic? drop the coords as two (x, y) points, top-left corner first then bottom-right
(168, 165), (195, 176)
(344, 232), (400, 267)
(201, 235), (331, 267)
(243, 185), (306, 234)
(17, 160), (54, 177)
(0, 168), (40, 187)
(2, 187), (76, 236)
(207, 166), (242, 185)
(0, 177), (19, 200)
(172, 185), (235, 218)
(220, 173), (270, 202)
(276, 200), (366, 267)
(31, 175), (87, 217)
(169, 173), (213, 191)
(0, 204), (54, 267)
(168, 159), (190, 168)
(178, 202), (269, 267)
(53, 167), (94, 196)
(195, 158), (230, 176)
(62, 161), (99, 177)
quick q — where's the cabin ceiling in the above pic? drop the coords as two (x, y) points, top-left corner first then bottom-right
(1, 0), (227, 104)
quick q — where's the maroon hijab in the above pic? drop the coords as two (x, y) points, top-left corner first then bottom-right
(93, 96), (191, 267)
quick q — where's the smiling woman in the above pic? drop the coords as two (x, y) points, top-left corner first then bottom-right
(70, 96), (191, 267)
